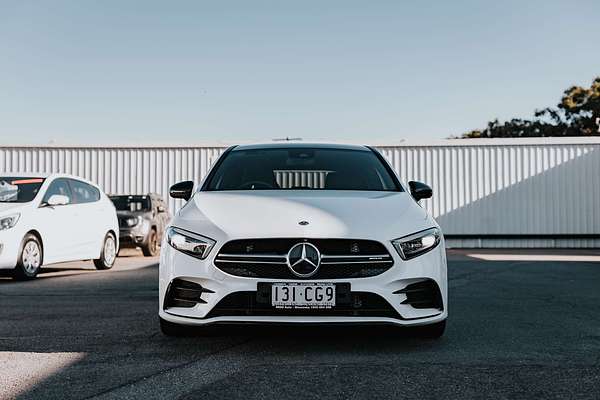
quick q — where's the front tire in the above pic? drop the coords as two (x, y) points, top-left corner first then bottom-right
(412, 319), (446, 339)
(94, 232), (117, 270)
(160, 317), (193, 337)
(13, 234), (43, 280)
(141, 229), (159, 257)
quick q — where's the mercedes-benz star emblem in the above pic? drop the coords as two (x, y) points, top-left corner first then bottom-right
(286, 243), (321, 278)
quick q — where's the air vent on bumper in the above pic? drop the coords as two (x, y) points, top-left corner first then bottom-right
(164, 279), (214, 309)
(394, 279), (443, 310)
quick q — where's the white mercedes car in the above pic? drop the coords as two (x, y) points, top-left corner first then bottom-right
(159, 144), (447, 337)
(0, 173), (119, 279)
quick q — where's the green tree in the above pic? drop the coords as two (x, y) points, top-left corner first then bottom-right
(458, 77), (600, 138)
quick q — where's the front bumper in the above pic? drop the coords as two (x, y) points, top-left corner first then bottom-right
(159, 239), (448, 327)
(0, 228), (24, 270)
(118, 227), (149, 248)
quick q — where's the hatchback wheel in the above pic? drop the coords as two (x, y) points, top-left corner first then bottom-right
(14, 234), (43, 280)
(94, 233), (117, 270)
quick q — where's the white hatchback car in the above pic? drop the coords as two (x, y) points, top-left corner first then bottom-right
(0, 173), (119, 279)
(159, 143), (448, 338)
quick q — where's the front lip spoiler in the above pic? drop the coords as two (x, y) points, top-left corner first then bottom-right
(163, 310), (443, 322)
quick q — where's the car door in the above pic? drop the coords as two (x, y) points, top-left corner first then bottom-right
(68, 179), (104, 259)
(36, 178), (80, 263)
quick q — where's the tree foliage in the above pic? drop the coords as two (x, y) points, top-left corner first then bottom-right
(458, 77), (600, 138)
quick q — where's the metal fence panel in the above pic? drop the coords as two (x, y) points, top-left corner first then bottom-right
(1, 139), (599, 248)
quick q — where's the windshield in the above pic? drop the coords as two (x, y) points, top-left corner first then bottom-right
(0, 177), (45, 203)
(110, 195), (151, 211)
(204, 148), (401, 191)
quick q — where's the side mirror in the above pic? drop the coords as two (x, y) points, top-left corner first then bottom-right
(46, 194), (70, 206)
(170, 181), (194, 201)
(408, 181), (432, 201)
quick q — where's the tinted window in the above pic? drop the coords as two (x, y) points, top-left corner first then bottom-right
(42, 178), (73, 204)
(110, 195), (151, 211)
(0, 177), (46, 203)
(70, 180), (100, 203)
(205, 148), (401, 191)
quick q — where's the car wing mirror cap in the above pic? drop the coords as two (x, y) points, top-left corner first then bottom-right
(45, 194), (70, 207)
(170, 181), (194, 201)
(408, 181), (432, 201)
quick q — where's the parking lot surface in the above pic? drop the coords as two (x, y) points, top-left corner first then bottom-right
(1, 249), (599, 399)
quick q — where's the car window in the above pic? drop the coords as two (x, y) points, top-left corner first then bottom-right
(204, 148), (401, 191)
(110, 195), (151, 211)
(69, 179), (101, 204)
(42, 178), (73, 204)
(0, 177), (45, 203)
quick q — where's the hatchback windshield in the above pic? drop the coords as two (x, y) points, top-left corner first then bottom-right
(204, 147), (401, 191)
(110, 195), (151, 211)
(0, 177), (45, 203)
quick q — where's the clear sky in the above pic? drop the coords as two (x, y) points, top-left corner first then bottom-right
(1, 0), (599, 145)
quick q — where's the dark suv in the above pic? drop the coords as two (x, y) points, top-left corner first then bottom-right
(109, 193), (171, 256)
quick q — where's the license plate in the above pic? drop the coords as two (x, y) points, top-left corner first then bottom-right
(271, 282), (336, 309)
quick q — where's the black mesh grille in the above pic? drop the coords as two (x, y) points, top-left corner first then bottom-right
(394, 279), (443, 310)
(214, 239), (394, 279)
(205, 291), (402, 319)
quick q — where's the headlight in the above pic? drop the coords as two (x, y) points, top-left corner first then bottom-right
(0, 213), (20, 231)
(123, 216), (142, 227)
(166, 227), (215, 260)
(392, 227), (441, 260)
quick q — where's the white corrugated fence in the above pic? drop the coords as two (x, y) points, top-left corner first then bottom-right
(1, 138), (599, 248)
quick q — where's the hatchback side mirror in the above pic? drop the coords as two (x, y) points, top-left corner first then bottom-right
(408, 181), (432, 201)
(45, 194), (70, 207)
(170, 181), (194, 201)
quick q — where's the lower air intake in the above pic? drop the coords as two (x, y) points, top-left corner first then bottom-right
(395, 279), (443, 310)
(164, 279), (214, 309)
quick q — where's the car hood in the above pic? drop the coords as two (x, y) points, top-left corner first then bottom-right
(0, 202), (31, 216)
(173, 191), (434, 242)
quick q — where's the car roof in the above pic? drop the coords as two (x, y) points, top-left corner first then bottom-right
(0, 172), (100, 187)
(1, 172), (52, 178)
(231, 142), (371, 152)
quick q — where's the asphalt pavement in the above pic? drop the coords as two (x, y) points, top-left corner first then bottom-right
(1, 249), (599, 399)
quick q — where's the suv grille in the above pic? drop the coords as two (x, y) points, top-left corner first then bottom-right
(214, 239), (394, 279)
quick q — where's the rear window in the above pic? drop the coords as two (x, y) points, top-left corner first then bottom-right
(110, 195), (151, 211)
(204, 148), (401, 191)
(70, 179), (101, 203)
(0, 177), (45, 203)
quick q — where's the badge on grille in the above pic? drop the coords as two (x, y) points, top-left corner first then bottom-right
(286, 243), (321, 278)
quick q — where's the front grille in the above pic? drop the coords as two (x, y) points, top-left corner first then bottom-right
(214, 239), (394, 279)
(205, 291), (402, 319)
(394, 279), (443, 310)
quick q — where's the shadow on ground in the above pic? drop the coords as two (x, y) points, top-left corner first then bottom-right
(1, 255), (599, 399)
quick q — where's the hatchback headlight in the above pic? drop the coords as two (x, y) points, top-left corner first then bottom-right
(392, 227), (441, 260)
(124, 216), (142, 227)
(0, 213), (20, 231)
(166, 227), (215, 260)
